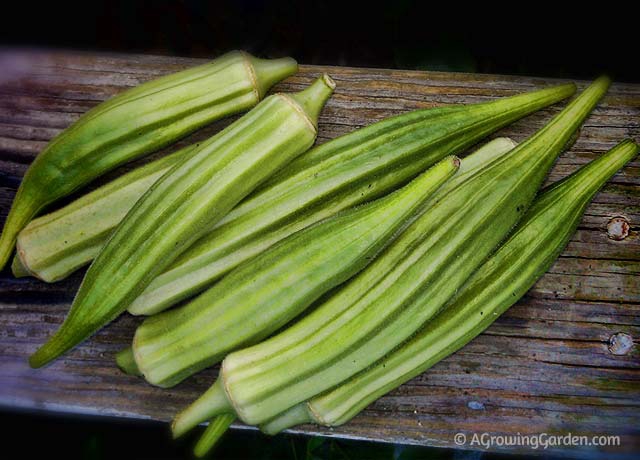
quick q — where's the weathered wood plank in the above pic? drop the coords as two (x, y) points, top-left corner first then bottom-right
(0, 49), (638, 458)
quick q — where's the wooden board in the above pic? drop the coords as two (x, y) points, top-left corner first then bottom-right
(0, 50), (638, 458)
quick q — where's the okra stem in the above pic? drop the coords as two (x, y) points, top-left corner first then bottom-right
(173, 380), (232, 439)
(10, 254), (31, 278)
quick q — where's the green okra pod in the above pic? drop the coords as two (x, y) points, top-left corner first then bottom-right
(171, 77), (609, 435)
(14, 144), (198, 282)
(131, 155), (460, 388)
(29, 74), (335, 368)
(127, 82), (576, 316)
(0, 51), (298, 270)
(261, 139), (639, 433)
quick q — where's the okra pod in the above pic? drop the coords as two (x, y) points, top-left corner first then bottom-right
(14, 144), (198, 282)
(262, 139), (639, 433)
(171, 77), (609, 435)
(131, 156), (460, 388)
(29, 75), (335, 368)
(128, 83), (575, 315)
(0, 51), (298, 269)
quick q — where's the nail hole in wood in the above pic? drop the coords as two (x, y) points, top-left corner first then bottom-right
(608, 332), (633, 356)
(606, 216), (630, 241)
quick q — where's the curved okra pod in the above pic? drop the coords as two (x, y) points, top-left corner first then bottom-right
(29, 74), (335, 368)
(171, 77), (610, 436)
(127, 82), (575, 315)
(13, 144), (198, 282)
(261, 139), (639, 433)
(131, 156), (460, 388)
(0, 51), (298, 270)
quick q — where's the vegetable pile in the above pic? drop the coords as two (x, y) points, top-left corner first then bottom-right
(2, 50), (636, 457)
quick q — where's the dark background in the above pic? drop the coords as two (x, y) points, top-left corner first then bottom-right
(1, 410), (557, 460)
(1, 2), (635, 459)
(2, 1), (638, 82)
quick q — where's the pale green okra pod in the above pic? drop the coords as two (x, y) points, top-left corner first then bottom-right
(29, 74), (335, 368)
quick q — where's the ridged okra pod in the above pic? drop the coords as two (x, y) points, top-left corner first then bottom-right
(29, 74), (335, 368)
(171, 77), (609, 435)
(261, 139), (639, 433)
(13, 144), (198, 282)
(127, 82), (576, 315)
(0, 51), (298, 270)
(130, 156), (460, 388)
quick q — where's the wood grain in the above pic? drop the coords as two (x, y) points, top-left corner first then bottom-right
(0, 50), (638, 458)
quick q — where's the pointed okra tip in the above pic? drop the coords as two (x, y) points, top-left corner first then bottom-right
(288, 73), (336, 129)
(29, 343), (55, 368)
(245, 52), (298, 100)
(29, 333), (62, 368)
(577, 75), (611, 102)
(593, 74), (612, 90)
(28, 352), (45, 369)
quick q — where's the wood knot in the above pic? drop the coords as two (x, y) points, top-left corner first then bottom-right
(606, 216), (630, 241)
(608, 332), (633, 356)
